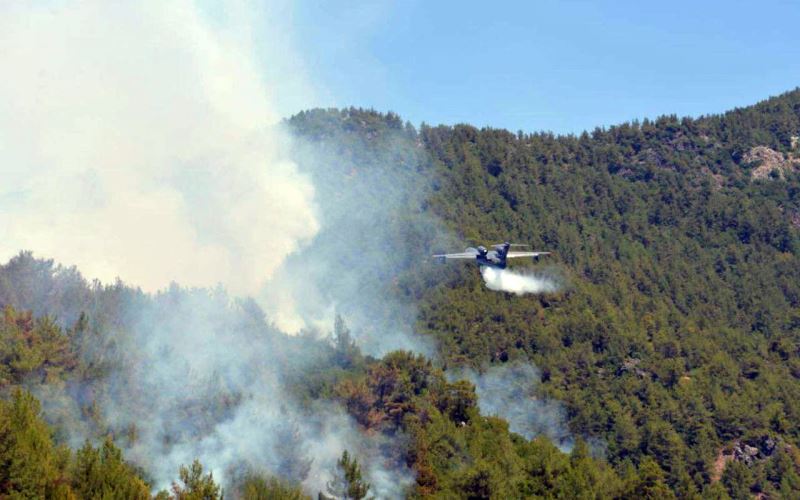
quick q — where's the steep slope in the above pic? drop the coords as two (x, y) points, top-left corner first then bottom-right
(289, 89), (800, 496)
(0, 258), (631, 499)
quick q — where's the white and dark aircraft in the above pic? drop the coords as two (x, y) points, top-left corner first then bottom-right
(433, 242), (550, 269)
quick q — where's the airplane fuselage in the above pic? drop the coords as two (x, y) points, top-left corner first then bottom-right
(471, 245), (508, 269)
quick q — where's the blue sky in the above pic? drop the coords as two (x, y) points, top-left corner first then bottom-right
(291, 0), (800, 134)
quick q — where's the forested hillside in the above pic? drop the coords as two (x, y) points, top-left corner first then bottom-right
(288, 88), (800, 497)
(0, 262), (635, 498)
(1, 89), (800, 498)
(409, 89), (800, 498)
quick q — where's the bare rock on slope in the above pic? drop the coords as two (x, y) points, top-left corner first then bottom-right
(744, 146), (798, 180)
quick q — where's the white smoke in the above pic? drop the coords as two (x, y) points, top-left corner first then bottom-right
(257, 111), (439, 357)
(458, 363), (573, 451)
(87, 288), (412, 497)
(0, 1), (415, 496)
(0, 0), (318, 295)
(480, 266), (560, 295)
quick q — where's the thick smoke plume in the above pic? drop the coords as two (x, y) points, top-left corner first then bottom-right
(0, 1), (418, 496)
(0, 2), (578, 496)
(0, 0), (434, 356)
(0, 0), (317, 295)
(259, 111), (438, 357)
(480, 266), (560, 295)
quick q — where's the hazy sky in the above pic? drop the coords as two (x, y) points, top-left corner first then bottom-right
(291, 0), (800, 134)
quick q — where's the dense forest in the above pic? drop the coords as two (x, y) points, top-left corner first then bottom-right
(2, 88), (800, 498)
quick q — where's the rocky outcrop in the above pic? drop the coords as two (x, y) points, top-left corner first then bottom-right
(711, 435), (782, 482)
(731, 440), (770, 466)
(744, 146), (799, 180)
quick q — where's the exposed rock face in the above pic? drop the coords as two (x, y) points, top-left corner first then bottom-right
(711, 435), (782, 482)
(735, 443), (761, 466)
(743, 146), (798, 180)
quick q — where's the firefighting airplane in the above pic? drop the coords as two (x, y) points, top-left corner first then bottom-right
(433, 242), (550, 269)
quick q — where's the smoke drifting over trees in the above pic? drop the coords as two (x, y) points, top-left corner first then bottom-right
(8, 1), (799, 498)
(0, 1), (426, 495)
(0, 256), (416, 496)
(461, 363), (572, 448)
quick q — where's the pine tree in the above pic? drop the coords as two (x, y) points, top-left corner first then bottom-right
(171, 460), (223, 500)
(72, 437), (149, 499)
(0, 389), (61, 497)
(238, 472), (309, 500)
(333, 316), (361, 369)
(633, 457), (676, 499)
(325, 450), (370, 500)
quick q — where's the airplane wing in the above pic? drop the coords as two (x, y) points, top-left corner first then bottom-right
(506, 251), (551, 258)
(433, 252), (479, 259)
